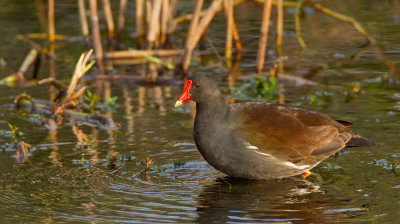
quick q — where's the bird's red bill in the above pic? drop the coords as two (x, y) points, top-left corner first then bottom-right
(175, 80), (192, 107)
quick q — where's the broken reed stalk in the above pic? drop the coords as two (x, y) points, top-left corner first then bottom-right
(88, 0), (104, 70)
(276, 0), (283, 47)
(0, 49), (39, 85)
(160, 0), (170, 45)
(135, 0), (144, 47)
(102, 0), (115, 49)
(78, 0), (90, 45)
(20, 49), (40, 76)
(256, 0), (272, 73)
(48, 0), (55, 43)
(147, 0), (163, 48)
(65, 49), (94, 101)
(117, 0), (128, 39)
(224, 0), (233, 67)
(307, 0), (375, 43)
(295, 0), (306, 48)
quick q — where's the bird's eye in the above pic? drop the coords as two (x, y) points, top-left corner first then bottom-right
(194, 83), (200, 88)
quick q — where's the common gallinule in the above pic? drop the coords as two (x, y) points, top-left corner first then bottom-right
(175, 74), (375, 180)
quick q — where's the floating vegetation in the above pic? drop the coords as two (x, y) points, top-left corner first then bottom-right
(85, 90), (101, 114)
(233, 76), (279, 101)
(344, 82), (364, 103)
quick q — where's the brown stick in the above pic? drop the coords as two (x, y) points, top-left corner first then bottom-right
(224, 0), (233, 67)
(106, 49), (183, 59)
(147, 0), (162, 47)
(256, 0), (272, 73)
(117, 0), (128, 38)
(102, 0), (115, 47)
(160, 0), (170, 45)
(136, 0), (144, 47)
(89, 0), (104, 70)
(78, 0), (90, 45)
(180, 0), (204, 74)
(48, 0), (55, 43)
(276, 0), (283, 47)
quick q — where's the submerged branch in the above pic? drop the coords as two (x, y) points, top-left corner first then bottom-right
(15, 97), (117, 129)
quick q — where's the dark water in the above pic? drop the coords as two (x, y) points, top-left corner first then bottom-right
(1, 0), (400, 223)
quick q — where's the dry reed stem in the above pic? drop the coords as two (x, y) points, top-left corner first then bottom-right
(106, 49), (183, 59)
(224, 0), (233, 66)
(147, 0), (163, 47)
(78, 0), (90, 45)
(102, 0), (115, 47)
(276, 0), (283, 47)
(174, 0), (245, 24)
(35, 0), (47, 31)
(117, 0), (128, 37)
(136, 0), (144, 46)
(180, 0), (223, 75)
(222, 1), (242, 54)
(20, 49), (39, 75)
(145, 1), (152, 34)
(181, 0), (204, 73)
(48, 0), (55, 43)
(253, 0), (297, 7)
(192, 0), (223, 47)
(256, 0), (272, 73)
(160, 0), (170, 45)
(295, 0), (306, 48)
(167, 0), (178, 35)
(308, 0), (375, 43)
(89, 0), (104, 70)
(16, 33), (68, 41)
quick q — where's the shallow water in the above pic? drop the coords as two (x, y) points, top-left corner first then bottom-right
(1, 0), (400, 223)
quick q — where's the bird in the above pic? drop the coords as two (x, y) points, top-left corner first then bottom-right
(175, 74), (375, 180)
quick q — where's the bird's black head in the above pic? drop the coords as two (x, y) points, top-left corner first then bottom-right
(175, 74), (222, 107)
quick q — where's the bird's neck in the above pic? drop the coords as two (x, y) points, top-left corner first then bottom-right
(195, 95), (227, 121)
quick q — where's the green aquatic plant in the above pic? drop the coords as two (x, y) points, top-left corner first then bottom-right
(8, 123), (19, 143)
(99, 96), (118, 113)
(234, 76), (279, 101)
(344, 82), (363, 103)
(392, 160), (399, 176)
(85, 90), (100, 114)
(85, 90), (118, 114)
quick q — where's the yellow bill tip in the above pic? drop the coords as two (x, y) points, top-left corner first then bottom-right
(175, 100), (183, 108)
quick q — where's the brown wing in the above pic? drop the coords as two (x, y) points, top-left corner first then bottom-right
(230, 102), (352, 163)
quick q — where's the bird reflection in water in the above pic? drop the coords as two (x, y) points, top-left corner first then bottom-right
(196, 177), (354, 223)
